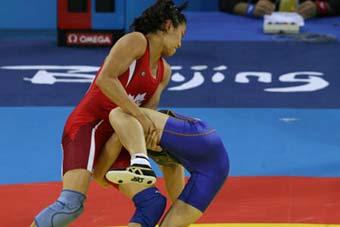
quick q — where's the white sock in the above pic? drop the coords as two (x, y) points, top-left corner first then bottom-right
(131, 153), (151, 167)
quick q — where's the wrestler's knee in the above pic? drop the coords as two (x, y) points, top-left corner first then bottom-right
(34, 190), (86, 227)
(130, 187), (167, 227)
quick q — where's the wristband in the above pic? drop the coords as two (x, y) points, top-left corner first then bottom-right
(246, 4), (256, 17)
(315, 0), (330, 16)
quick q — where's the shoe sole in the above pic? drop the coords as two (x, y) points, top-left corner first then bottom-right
(105, 170), (156, 186)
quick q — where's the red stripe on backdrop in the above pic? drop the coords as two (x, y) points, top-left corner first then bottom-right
(0, 177), (339, 227)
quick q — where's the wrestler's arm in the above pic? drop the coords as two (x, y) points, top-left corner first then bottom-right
(93, 134), (122, 188)
(142, 60), (171, 110)
(141, 62), (171, 150)
(159, 164), (185, 203)
(95, 32), (148, 121)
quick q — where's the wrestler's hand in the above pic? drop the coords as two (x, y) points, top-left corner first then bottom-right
(138, 113), (161, 150)
(146, 129), (162, 152)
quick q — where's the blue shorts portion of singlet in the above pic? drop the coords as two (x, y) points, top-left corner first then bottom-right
(160, 113), (229, 212)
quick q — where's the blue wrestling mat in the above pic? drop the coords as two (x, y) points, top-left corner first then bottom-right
(1, 107), (340, 184)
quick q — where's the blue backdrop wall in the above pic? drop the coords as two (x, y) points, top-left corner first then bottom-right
(0, 0), (57, 29)
(0, 0), (218, 29)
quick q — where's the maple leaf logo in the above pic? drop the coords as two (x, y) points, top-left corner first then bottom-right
(128, 93), (146, 106)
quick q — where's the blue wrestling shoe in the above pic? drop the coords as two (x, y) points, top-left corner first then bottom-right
(105, 164), (157, 186)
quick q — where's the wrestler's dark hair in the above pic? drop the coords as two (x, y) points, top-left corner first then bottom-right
(131, 0), (188, 34)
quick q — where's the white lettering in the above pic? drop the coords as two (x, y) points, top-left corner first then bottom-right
(168, 65), (207, 91)
(79, 35), (111, 44)
(235, 72), (272, 83)
(0, 65), (330, 93)
(265, 72), (329, 92)
(212, 65), (227, 83)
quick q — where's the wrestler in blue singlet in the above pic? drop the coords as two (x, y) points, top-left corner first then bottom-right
(157, 110), (230, 212)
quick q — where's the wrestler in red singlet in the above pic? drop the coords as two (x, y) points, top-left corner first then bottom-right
(31, 1), (186, 225)
(62, 42), (164, 174)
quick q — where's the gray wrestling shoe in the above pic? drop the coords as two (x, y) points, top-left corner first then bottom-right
(105, 164), (157, 186)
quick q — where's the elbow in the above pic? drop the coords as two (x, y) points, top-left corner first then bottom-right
(95, 71), (117, 89)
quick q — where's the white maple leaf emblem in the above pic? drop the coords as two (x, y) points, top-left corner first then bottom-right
(128, 93), (146, 106)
